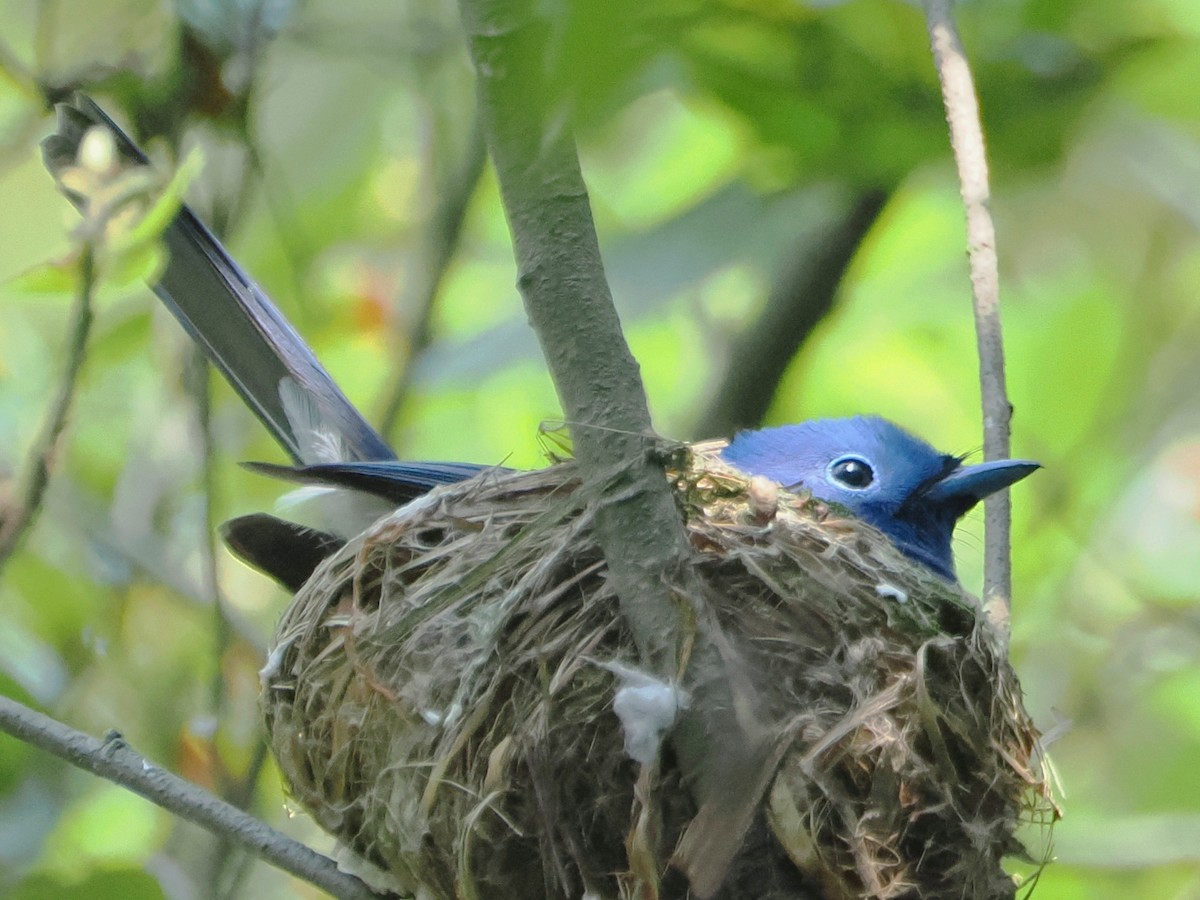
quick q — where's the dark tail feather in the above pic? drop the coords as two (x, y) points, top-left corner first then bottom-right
(220, 514), (344, 591)
(242, 459), (492, 505)
(42, 95), (396, 466)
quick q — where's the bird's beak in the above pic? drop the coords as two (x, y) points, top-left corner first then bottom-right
(927, 458), (1041, 507)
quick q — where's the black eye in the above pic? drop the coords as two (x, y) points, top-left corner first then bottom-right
(829, 456), (874, 490)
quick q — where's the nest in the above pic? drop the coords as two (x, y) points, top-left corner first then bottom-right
(262, 449), (1055, 900)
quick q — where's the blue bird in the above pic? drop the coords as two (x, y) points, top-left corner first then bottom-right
(722, 419), (1037, 580)
(43, 97), (1037, 589)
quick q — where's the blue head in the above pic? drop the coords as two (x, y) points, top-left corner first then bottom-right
(720, 416), (1038, 581)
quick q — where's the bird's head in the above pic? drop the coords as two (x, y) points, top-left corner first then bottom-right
(720, 416), (1039, 580)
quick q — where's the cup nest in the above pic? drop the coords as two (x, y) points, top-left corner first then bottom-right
(261, 447), (1056, 900)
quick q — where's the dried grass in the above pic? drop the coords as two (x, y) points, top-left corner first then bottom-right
(263, 448), (1056, 900)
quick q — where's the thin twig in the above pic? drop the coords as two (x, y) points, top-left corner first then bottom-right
(187, 346), (259, 900)
(192, 136), (277, 899)
(186, 349), (236, 724)
(204, 736), (274, 899)
(183, 82), (275, 900)
(378, 105), (487, 437)
(0, 244), (96, 574)
(0, 695), (385, 900)
(923, 0), (1013, 628)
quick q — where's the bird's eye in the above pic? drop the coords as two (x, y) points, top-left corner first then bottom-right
(828, 456), (875, 490)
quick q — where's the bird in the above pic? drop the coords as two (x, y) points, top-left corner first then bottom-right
(721, 418), (1037, 580)
(42, 96), (1037, 591)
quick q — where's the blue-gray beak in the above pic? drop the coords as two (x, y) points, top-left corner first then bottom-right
(927, 458), (1041, 507)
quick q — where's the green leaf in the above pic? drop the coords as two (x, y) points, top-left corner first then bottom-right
(110, 147), (204, 256)
(6, 257), (80, 296)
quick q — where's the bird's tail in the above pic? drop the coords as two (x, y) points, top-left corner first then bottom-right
(41, 95), (396, 466)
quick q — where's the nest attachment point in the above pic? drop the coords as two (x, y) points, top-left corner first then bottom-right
(262, 449), (1056, 900)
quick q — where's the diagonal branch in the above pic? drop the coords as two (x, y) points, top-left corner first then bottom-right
(0, 695), (384, 900)
(0, 244), (95, 575)
(694, 188), (888, 438)
(923, 0), (1014, 628)
(457, 0), (686, 675)
(456, 2), (773, 893)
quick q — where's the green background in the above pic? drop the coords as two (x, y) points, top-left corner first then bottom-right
(2, 0), (1200, 896)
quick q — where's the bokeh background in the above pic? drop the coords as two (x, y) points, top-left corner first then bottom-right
(2, 0), (1200, 897)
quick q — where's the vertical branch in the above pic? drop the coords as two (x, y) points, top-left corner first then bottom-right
(184, 93), (275, 900)
(0, 244), (95, 575)
(455, 3), (773, 893)
(923, 0), (1014, 627)
(456, 0), (687, 671)
(186, 345), (260, 900)
(186, 348), (235, 721)
(694, 188), (888, 438)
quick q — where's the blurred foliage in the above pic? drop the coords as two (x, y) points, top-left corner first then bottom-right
(1, 0), (1199, 897)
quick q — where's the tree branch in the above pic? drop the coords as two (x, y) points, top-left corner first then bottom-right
(188, 346), (269, 900)
(923, 0), (1014, 627)
(694, 188), (888, 438)
(457, 0), (687, 674)
(0, 695), (385, 900)
(456, 2), (773, 893)
(0, 243), (95, 575)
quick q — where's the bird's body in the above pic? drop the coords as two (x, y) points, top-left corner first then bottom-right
(44, 97), (1037, 591)
(251, 417), (1035, 583)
